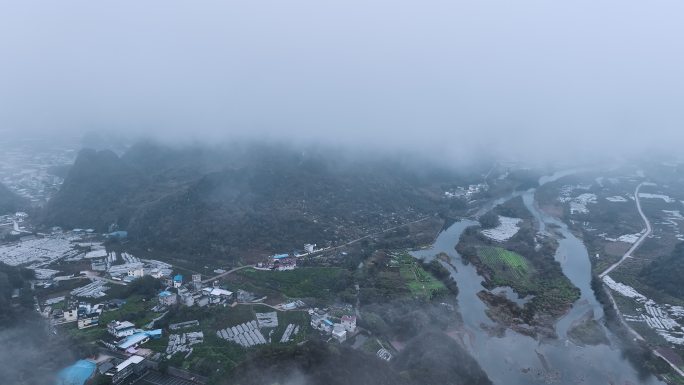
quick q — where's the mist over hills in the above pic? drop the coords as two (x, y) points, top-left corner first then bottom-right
(43, 141), (476, 262)
(0, 183), (27, 215)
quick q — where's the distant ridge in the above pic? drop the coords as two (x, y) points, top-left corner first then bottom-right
(42, 142), (469, 263)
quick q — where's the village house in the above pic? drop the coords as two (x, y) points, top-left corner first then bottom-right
(332, 324), (347, 342)
(173, 274), (183, 288)
(158, 290), (177, 306)
(341, 315), (357, 332)
(107, 320), (136, 338)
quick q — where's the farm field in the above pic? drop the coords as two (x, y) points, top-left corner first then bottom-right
(156, 304), (311, 378)
(475, 246), (579, 311)
(394, 253), (446, 299)
(477, 247), (534, 291)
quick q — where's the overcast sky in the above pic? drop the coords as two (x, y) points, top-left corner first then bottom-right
(1, 1), (683, 162)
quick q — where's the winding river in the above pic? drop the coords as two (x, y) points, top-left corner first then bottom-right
(412, 171), (663, 385)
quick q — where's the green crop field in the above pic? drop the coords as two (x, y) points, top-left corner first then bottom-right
(393, 252), (446, 299)
(476, 246), (579, 309)
(477, 247), (535, 291)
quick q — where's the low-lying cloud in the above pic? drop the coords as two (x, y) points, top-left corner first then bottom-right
(1, 0), (683, 163)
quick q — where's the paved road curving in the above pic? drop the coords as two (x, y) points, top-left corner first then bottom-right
(598, 182), (684, 378)
(599, 182), (651, 278)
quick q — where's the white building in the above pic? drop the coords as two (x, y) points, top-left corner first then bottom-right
(191, 274), (202, 290)
(304, 244), (316, 253)
(178, 288), (195, 306)
(310, 314), (333, 333)
(107, 321), (136, 338)
(63, 309), (78, 322)
(332, 324), (347, 342)
(111, 355), (145, 384)
(341, 315), (357, 332)
(202, 287), (233, 301)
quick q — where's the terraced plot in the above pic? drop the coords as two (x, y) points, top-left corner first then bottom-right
(394, 252), (446, 299)
(476, 246), (579, 311)
(477, 247), (533, 289)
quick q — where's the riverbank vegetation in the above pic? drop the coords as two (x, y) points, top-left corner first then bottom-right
(567, 318), (609, 346)
(641, 242), (684, 299)
(456, 197), (579, 337)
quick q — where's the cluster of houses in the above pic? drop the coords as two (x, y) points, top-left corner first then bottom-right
(155, 274), (236, 309)
(89, 250), (173, 283)
(95, 352), (157, 384)
(48, 302), (105, 329)
(45, 296), (127, 329)
(255, 253), (297, 271)
(91, 319), (164, 383)
(310, 309), (357, 343)
(443, 183), (488, 200)
(106, 319), (163, 352)
(254, 243), (325, 271)
(73, 303), (104, 329)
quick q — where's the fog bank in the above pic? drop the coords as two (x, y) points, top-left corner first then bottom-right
(1, 0), (683, 163)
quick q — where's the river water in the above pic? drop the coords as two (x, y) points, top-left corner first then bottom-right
(412, 171), (663, 385)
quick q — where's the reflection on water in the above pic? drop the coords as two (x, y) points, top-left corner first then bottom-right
(411, 170), (663, 385)
(489, 286), (534, 307)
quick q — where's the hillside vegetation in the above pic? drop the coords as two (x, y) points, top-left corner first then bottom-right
(0, 183), (27, 215)
(42, 142), (472, 264)
(641, 242), (684, 299)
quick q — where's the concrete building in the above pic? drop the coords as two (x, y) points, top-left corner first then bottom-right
(274, 258), (297, 271)
(191, 274), (202, 290)
(127, 267), (144, 278)
(78, 314), (99, 329)
(202, 287), (234, 304)
(332, 324), (347, 342)
(63, 309), (78, 322)
(107, 321), (136, 338)
(173, 274), (183, 288)
(178, 288), (195, 306)
(158, 291), (177, 306)
(111, 355), (145, 384)
(311, 314), (334, 333)
(341, 315), (357, 332)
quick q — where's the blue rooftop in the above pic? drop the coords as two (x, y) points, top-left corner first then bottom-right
(56, 360), (96, 385)
(159, 290), (173, 297)
(272, 254), (289, 259)
(173, 274), (183, 282)
(107, 231), (128, 239)
(323, 319), (334, 326)
(117, 329), (162, 350)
